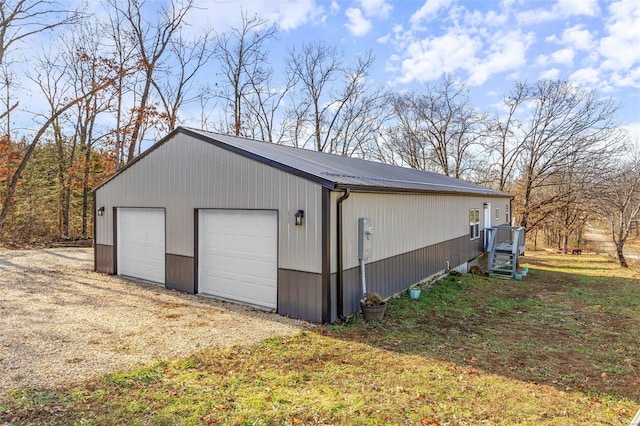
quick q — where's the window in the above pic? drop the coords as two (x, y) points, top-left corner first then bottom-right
(469, 208), (480, 240)
(495, 207), (500, 222)
(505, 203), (510, 225)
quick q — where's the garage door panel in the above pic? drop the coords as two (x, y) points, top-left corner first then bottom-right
(117, 208), (165, 284)
(198, 209), (277, 309)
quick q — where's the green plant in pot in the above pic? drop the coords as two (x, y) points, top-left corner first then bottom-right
(360, 291), (386, 321)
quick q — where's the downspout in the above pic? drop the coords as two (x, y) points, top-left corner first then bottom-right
(336, 188), (350, 321)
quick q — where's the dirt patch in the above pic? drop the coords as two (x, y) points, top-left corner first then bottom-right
(0, 248), (311, 400)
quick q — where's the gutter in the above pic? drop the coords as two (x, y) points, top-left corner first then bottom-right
(336, 187), (350, 321)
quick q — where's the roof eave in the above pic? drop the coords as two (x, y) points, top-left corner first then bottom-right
(333, 183), (511, 197)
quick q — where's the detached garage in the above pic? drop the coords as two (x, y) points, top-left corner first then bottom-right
(94, 127), (511, 323)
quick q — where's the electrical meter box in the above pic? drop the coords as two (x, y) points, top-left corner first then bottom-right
(358, 217), (373, 260)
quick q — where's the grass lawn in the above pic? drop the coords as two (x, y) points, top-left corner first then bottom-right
(2, 252), (640, 425)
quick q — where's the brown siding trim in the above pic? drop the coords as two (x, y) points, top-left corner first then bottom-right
(193, 209), (199, 294)
(93, 195), (97, 272)
(166, 254), (195, 293)
(112, 207), (118, 275)
(337, 234), (484, 318)
(95, 244), (115, 274)
(277, 269), (322, 323)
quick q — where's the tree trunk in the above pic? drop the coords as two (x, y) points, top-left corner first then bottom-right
(616, 243), (628, 268)
(63, 140), (77, 238)
(127, 70), (154, 163)
(81, 145), (91, 237)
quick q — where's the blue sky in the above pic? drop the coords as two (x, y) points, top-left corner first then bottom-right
(192, 0), (640, 140)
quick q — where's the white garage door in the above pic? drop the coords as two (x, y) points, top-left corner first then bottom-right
(117, 208), (165, 284)
(198, 209), (278, 309)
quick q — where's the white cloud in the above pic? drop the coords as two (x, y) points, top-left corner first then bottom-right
(394, 30), (481, 84)
(345, 7), (372, 36)
(611, 72), (637, 88)
(359, 0), (393, 19)
(377, 33), (390, 44)
(559, 25), (595, 51)
(550, 48), (575, 67)
(599, 0), (640, 73)
(467, 30), (534, 86)
(483, 10), (509, 27)
(554, 0), (600, 16)
(517, 0), (599, 24)
(539, 68), (561, 80)
(330, 1), (340, 14)
(409, 0), (453, 26)
(192, 0), (326, 32)
(390, 3), (535, 87)
(536, 54), (550, 67)
(570, 67), (600, 86)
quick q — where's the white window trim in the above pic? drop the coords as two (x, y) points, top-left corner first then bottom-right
(470, 208), (480, 240)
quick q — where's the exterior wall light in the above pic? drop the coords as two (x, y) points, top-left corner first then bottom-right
(295, 209), (304, 226)
(97, 206), (105, 217)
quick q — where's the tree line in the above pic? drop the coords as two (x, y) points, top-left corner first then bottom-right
(1, 0), (638, 266)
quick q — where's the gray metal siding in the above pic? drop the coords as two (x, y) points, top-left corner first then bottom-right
(166, 254), (194, 293)
(331, 192), (511, 273)
(278, 269), (322, 323)
(338, 234), (484, 318)
(95, 133), (323, 274)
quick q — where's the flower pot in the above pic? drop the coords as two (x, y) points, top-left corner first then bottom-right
(409, 288), (421, 300)
(361, 303), (387, 321)
(521, 267), (529, 276)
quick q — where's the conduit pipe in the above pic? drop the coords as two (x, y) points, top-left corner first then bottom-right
(360, 258), (367, 297)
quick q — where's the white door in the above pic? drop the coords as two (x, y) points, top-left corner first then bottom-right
(117, 208), (165, 284)
(198, 209), (278, 310)
(483, 203), (492, 251)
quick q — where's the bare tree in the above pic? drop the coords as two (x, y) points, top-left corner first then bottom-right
(0, 0), (81, 66)
(386, 75), (486, 178)
(286, 41), (341, 151)
(105, 0), (194, 165)
(595, 148), (640, 267)
(545, 150), (597, 253)
(29, 49), (76, 237)
(485, 81), (531, 191)
(214, 10), (278, 136)
(0, 1), (82, 129)
(382, 94), (429, 168)
(242, 63), (296, 143)
(322, 55), (390, 158)
(514, 80), (623, 232)
(62, 22), (117, 236)
(151, 28), (214, 132)
(286, 44), (386, 156)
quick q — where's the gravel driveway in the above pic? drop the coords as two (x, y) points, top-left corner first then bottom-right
(0, 248), (309, 400)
